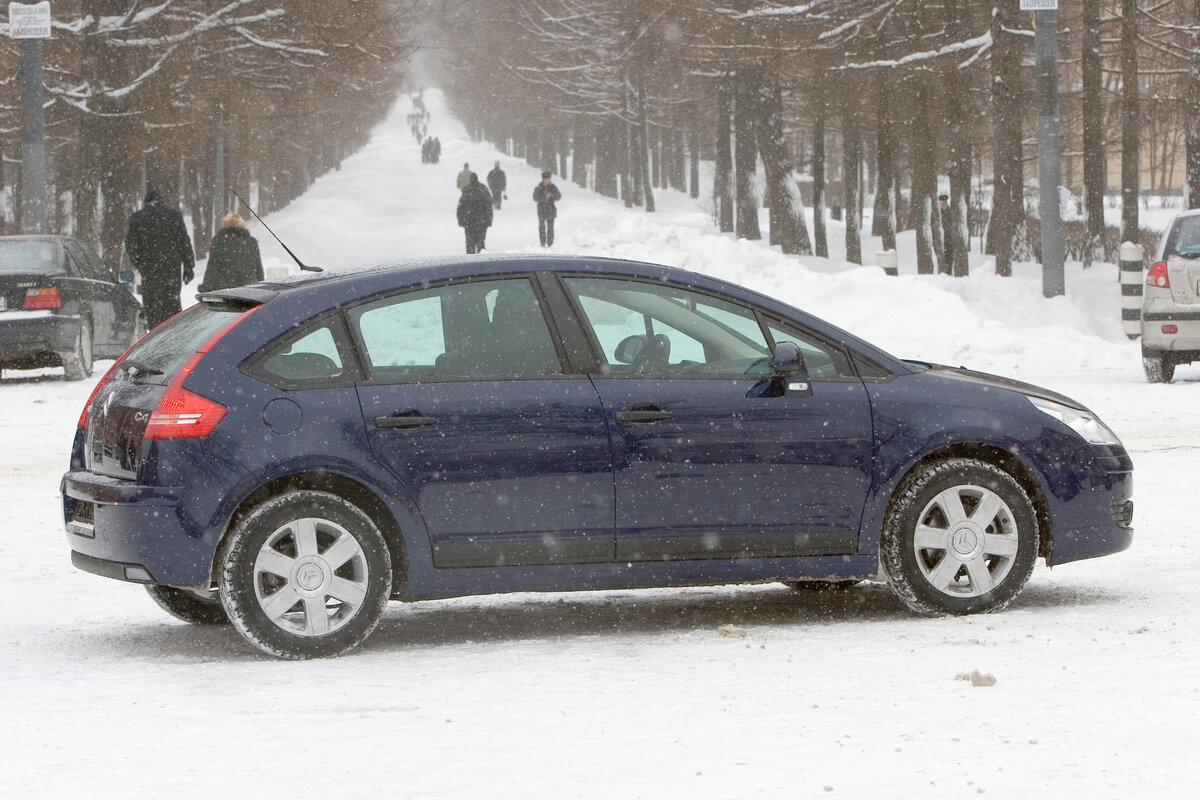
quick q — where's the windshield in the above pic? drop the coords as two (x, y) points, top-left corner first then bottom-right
(0, 240), (57, 273)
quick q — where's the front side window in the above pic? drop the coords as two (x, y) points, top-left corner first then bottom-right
(766, 321), (855, 379)
(348, 278), (562, 381)
(564, 277), (771, 376)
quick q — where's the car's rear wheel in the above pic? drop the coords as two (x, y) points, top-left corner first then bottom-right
(218, 491), (392, 659)
(146, 585), (228, 625)
(1143, 349), (1175, 383)
(61, 320), (93, 381)
(881, 458), (1038, 616)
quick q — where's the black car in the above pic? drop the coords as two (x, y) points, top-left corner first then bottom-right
(0, 235), (143, 380)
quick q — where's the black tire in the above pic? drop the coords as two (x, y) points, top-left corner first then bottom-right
(217, 491), (392, 659)
(782, 580), (861, 593)
(1142, 349), (1175, 383)
(881, 458), (1038, 616)
(146, 585), (229, 625)
(61, 321), (93, 381)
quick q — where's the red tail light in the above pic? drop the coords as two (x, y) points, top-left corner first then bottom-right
(144, 380), (227, 439)
(1147, 261), (1170, 289)
(24, 287), (60, 310)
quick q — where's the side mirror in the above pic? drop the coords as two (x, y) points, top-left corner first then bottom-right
(118, 270), (134, 285)
(772, 341), (807, 377)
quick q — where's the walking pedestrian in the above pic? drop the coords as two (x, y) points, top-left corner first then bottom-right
(457, 163), (472, 191)
(124, 189), (195, 328)
(457, 173), (494, 254)
(487, 161), (507, 210)
(533, 171), (561, 247)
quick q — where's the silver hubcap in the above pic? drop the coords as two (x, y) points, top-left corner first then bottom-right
(252, 517), (370, 637)
(912, 485), (1020, 598)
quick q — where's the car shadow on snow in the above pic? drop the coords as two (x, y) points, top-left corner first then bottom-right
(56, 577), (1126, 662)
(366, 581), (913, 652)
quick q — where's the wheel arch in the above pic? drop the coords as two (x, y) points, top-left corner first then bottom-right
(887, 442), (1053, 561)
(212, 471), (411, 598)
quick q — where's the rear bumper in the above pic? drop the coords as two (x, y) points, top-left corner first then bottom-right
(1142, 296), (1200, 352)
(61, 470), (215, 588)
(0, 312), (78, 363)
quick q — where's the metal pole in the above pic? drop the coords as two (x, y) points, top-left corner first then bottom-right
(18, 26), (47, 233)
(1036, 9), (1064, 297)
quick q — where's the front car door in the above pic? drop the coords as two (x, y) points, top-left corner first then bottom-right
(351, 276), (615, 568)
(560, 275), (874, 562)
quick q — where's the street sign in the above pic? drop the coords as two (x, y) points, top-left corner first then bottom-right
(1020, 0), (1058, 9)
(7, 2), (51, 39)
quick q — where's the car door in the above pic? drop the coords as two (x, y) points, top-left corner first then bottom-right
(351, 276), (615, 568)
(62, 240), (119, 354)
(561, 275), (874, 562)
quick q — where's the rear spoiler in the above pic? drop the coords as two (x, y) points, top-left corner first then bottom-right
(197, 286), (278, 308)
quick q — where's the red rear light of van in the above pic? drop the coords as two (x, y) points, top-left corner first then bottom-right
(1147, 261), (1170, 289)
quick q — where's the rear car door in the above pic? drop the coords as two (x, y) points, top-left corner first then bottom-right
(351, 276), (615, 568)
(561, 276), (874, 562)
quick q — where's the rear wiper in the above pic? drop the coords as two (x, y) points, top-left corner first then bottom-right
(120, 360), (163, 378)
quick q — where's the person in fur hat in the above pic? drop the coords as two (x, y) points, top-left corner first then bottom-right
(199, 212), (263, 292)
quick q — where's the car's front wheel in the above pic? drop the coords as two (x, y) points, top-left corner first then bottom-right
(218, 491), (392, 659)
(61, 320), (93, 381)
(881, 458), (1039, 616)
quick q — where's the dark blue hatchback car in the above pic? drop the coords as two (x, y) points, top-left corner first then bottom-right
(62, 255), (1133, 658)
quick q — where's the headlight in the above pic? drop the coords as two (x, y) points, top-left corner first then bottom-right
(1028, 397), (1123, 446)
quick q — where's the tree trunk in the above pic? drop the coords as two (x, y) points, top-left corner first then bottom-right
(756, 77), (810, 255)
(912, 81), (937, 275)
(1121, 0), (1140, 239)
(595, 118), (619, 199)
(715, 78), (735, 233)
(1187, 0), (1200, 210)
(873, 78), (897, 253)
(988, 6), (1025, 278)
(813, 90), (828, 259)
(637, 71), (655, 213)
(734, 71), (761, 240)
(842, 83), (863, 265)
(1081, 0), (1106, 260)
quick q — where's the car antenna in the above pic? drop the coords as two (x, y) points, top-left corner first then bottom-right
(231, 190), (322, 273)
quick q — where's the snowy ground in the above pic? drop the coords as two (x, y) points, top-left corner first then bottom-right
(3, 90), (1199, 798)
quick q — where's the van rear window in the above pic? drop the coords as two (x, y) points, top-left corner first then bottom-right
(120, 303), (249, 384)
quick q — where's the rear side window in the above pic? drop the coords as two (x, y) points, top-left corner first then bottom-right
(120, 302), (249, 385)
(255, 323), (346, 386)
(347, 278), (562, 381)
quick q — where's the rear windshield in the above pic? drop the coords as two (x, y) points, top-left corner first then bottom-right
(1166, 215), (1200, 258)
(0, 240), (57, 273)
(119, 301), (248, 385)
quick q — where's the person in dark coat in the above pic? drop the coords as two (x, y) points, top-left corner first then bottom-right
(487, 161), (507, 210)
(533, 171), (562, 247)
(199, 213), (263, 293)
(124, 189), (195, 328)
(457, 173), (494, 254)
(938, 194), (953, 273)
